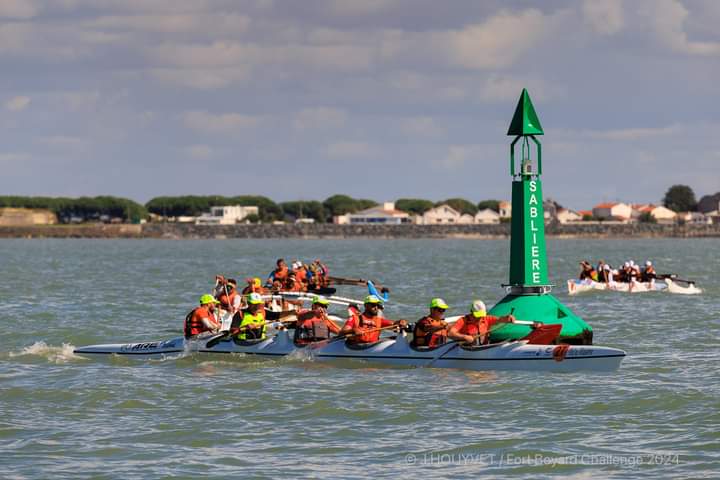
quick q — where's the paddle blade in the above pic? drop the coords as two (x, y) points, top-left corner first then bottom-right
(523, 324), (562, 345)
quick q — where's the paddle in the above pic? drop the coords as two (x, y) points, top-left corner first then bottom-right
(658, 273), (696, 285)
(328, 276), (389, 291)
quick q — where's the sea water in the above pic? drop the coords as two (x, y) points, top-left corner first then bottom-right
(1, 238), (718, 479)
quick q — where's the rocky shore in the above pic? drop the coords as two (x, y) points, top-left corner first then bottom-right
(1, 222), (720, 239)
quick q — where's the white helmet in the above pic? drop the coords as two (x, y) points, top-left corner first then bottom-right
(645, 261), (652, 267)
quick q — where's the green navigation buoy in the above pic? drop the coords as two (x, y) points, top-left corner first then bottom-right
(488, 89), (593, 345)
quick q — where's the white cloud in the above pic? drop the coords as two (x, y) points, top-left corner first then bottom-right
(182, 110), (261, 134)
(149, 67), (251, 89)
(641, 0), (720, 55)
(324, 141), (374, 158)
(86, 13), (251, 35)
(437, 9), (568, 70)
(39, 135), (88, 152)
(0, 0), (39, 19)
(587, 124), (682, 141)
(4, 96), (30, 111)
(294, 107), (347, 131)
(184, 144), (214, 160)
(582, 0), (625, 35)
(57, 91), (101, 111)
(439, 145), (469, 169)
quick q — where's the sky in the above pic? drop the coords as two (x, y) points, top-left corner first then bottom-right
(1, 0), (719, 210)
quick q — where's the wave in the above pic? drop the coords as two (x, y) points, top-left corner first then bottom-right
(8, 341), (85, 364)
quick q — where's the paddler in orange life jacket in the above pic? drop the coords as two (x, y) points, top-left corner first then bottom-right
(339, 295), (407, 345)
(641, 260), (657, 283)
(292, 260), (308, 285)
(266, 258), (289, 287)
(215, 277), (241, 314)
(411, 298), (449, 348)
(448, 300), (518, 346)
(242, 277), (266, 296)
(291, 295), (341, 345)
(184, 294), (221, 339)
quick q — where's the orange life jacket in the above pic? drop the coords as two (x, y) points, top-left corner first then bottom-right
(217, 289), (239, 310)
(347, 313), (384, 344)
(294, 310), (333, 344)
(184, 305), (217, 338)
(412, 316), (447, 347)
(453, 314), (500, 344)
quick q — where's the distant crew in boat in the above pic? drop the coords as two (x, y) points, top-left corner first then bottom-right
(307, 259), (329, 291)
(292, 260), (308, 286)
(291, 295), (341, 345)
(411, 298), (449, 348)
(579, 261), (598, 281)
(641, 261), (657, 283)
(184, 294), (221, 339)
(597, 263), (612, 284)
(448, 300), (517, 346)
(340, 295), (407, 346)
(266, 258), (289, 287)
(234, 292), (267, 341)
(242, 277), (265, 295)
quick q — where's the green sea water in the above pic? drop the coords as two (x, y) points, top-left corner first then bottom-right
(1, 238), (718, 479)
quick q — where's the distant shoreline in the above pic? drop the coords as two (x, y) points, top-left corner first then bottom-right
(1, 223), (719, 239)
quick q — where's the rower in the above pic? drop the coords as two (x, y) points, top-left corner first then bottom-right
(216, 278), (241, 314)
(184, 294), (221, 339)
(411, 298), (449, 348)
(448, 300), (517, 346)
(291, 296), (341, 345)
(641, 261), (657, 283)
(242, 277), (265, 295)
(234, 292), (267, 341)
(339, 295), (407, 346)
(579, 261), (598, 281)
(266, 258), (289, 287)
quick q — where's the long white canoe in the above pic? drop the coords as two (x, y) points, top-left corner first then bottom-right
(567, 279), (702, 296)
(73, 330), (625, 372)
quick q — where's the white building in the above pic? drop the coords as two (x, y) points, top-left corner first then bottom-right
(415, 204), (462, 224)
(498, 201), (512, 219)
(592, 202), (633, 222)
(196, 205), (259, 225)
(474, 208), (500, 224)
(556, 208), (583, 224)
(677, 211), (711, 224)
(334, 202), (410, 224)
(635, 205), (676, 223)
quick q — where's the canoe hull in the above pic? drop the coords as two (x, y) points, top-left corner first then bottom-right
(74, 332), (625, 372)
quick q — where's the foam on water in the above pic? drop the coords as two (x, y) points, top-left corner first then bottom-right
(8, 341), (84, 364)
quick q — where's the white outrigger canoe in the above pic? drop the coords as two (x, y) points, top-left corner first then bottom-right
(567, 278), (701, 296)
(73, 329), (626, 372)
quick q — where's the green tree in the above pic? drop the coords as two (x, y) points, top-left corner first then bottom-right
(322, 195), (377, 218)
(437, 198), (478, 216)
(395, 198), (434, 215)
(280, 201), (327, 222)
(638, 212), (657, 223)
(476, 200), (500, 213)
(663, 185), (697, 212)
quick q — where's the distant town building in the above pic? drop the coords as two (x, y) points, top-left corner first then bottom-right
(556, 208), (583, 223)
(0, 208), (57, 226)
(474, 208), (501, 224)
(634, 204), (677, 223)
(592, 202), (632, 222)
(677, 211), (711, 224)
(334, 202), (410, 224)
(498, 201), (512, 219)
(414, 204), (462, 224)
(196, 205), (259, 225)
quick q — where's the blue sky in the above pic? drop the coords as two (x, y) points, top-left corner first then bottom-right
(1, 0), (718, 210)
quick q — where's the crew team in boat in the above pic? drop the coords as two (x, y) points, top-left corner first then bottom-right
(579, 259), (658, 286)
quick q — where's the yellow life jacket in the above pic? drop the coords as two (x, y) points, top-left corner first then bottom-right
(238, 311), (266, 340)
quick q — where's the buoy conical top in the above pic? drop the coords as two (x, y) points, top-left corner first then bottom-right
(507, 88), (544, 136)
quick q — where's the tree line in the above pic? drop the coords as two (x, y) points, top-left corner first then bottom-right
(2, 185), (714, 224)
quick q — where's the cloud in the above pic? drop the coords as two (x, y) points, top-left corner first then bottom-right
(149, 67), (251, 89)
(38, 135), (88, 152)
(294, 107), (347, 131)
(587, 124), (682, 141)
(4, 96), (30, 111)
(641, 0), (720, 55)
(184, 144), (214, 160)
(582, 0), (625, 35)
(0, 0), (39, 19)
(86, 13), (251, 35)
(439, 145), (471, 169)
(324, 141), (375, 158)
(436, 9), (568, 70)
(182, 110), (261, 134)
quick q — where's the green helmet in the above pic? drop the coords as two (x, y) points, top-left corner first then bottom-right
(312, 295), (330, 306)
(247, 292), (264, 304)
(363, 294), (383, 305)
(200, 294), (219, 305)
(429, 297), (449, 309)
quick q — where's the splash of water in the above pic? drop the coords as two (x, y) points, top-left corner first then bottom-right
(9, 342), (84, 364)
